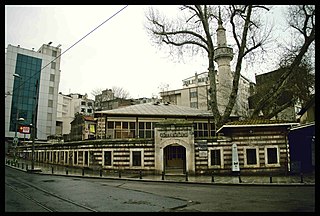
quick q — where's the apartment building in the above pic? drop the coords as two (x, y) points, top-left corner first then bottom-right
(5, 43), (61, 141)
(56, 92), (95, 136)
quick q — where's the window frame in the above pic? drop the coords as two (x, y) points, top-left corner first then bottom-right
(244, 146), (260, 168)
(103, 150), (113, 168)
(264, 145), (280, 167)
(130, 149), (144, 169)
(73, 150), (78, 165)
(51, 62), (56, 69)
(48, 99), (53, 108)
(52, 50), (57, 57)
(50, 74), (55, 82)
(208, 147), (224, 169)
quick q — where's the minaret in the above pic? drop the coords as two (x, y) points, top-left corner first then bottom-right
(214, 7), (234, 115)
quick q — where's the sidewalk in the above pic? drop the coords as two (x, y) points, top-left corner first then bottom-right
(5, 158), (315, 186)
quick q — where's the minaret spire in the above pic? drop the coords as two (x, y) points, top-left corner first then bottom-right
(214, 5), (234, 115)
(218, 6), (223, 26)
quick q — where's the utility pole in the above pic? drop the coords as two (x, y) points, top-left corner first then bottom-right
(13, 73), (23, 162)
(31, 80), (39, 171)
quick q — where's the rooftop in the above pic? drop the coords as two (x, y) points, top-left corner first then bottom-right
(217, 119), (299, 133)
(225, 119), (294, 125)
(95, 102), (212, 118)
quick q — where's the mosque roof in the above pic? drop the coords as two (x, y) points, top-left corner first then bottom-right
(95, 102), (212, 118)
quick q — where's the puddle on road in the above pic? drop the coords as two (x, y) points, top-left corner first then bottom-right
(42, 179), (55, 183)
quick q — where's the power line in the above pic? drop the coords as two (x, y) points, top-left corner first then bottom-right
(7, 5), (129, 96)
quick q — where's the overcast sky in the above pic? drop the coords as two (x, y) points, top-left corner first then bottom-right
(5, 5), (289, 100)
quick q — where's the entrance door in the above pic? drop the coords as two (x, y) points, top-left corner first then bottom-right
(164, 145), (186, 174)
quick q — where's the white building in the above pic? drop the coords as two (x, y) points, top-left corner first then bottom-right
(5, 43), (61, 141)
(56, 92), (95, 136)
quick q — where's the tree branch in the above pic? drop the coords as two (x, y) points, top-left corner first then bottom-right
(264, 100), (294, 119)
(162, 39), (208, 51)
(154, 29), (208, 46)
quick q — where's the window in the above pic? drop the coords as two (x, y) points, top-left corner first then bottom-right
(246, 149), (257, 165)
(211, 149), (221, 165)
(132, 151), (141, 166)
(87, 109), (92, 113)
(50, 74), (55, 82)
(84, 151), (89, 165)
(81, 101), (86, 106)
(51, 62), (56, 69)
(47, 113), (52, 121)
(107, 121), (114, 129)
(145, 122), (152, 138)
(87, 102), (93, 106)
(190, 91), (197, 98)
(74, 151), (77, 165)
(106, 121), (136, 139)
(190, 102), (198, 108)
(49, 86), (54, 94)
(194, 122), (210, 138)
(122, 122), (128, 129)
(267, 148), (278, 164)
(115, 122), (121, 138)
(48, 99), (53, 107)
(130, 122), (135, 138)
(81, 108), (85, 112)
(210, 123), (216, 137)
(139, 122), (145, 138)
(104, 151), (112, 166)
(52, 50), (57, 57)
(64, 152), (68, 164)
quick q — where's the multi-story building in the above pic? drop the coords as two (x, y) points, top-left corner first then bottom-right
(160, 15), (254, 119)
(161, 72), (253, 118)
(248, 68), (305, 121)
(95, 88), (158, 111)
(5, 43), (61, 142)
(56, 92), (95, 136)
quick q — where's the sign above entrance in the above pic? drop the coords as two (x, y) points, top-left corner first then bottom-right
(159, 131), (188, 138)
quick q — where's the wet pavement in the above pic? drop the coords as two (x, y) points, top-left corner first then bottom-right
(5, 157), (315, 186)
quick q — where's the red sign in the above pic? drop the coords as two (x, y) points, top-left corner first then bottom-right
(19, 126), (30, 134)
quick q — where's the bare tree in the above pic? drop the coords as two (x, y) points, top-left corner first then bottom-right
(91, 88), (104, 111)
(112, 86), (130, 99)
(250, 5), (315, 119)
(145, 5), (271, 128)
(91, 88), (104, 99)
(91, 87), (130, 110)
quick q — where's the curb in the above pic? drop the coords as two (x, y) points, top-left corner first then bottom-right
(5, 164), (315, 187)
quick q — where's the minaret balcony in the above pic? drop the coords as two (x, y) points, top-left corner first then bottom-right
(214, 46), (234, 61)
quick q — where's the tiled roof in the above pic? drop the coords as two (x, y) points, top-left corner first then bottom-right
(217, 119), (299, 133)
(95, 102), (212, 117)
(225, 119), (294, 125)
(83, 116), (95, 121)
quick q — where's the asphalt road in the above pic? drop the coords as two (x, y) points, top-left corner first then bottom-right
(5, 166), (315, 212)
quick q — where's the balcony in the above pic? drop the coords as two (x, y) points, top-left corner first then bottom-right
(214, 46), (234, 61)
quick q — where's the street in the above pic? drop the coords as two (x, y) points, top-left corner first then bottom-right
(5, 166), (315, 212)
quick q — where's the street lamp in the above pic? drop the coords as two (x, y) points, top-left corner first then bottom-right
(12, 73), (23, 162)
(30, 123), (35, 170)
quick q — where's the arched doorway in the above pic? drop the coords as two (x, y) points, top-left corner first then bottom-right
(164, 144), (186, 174)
